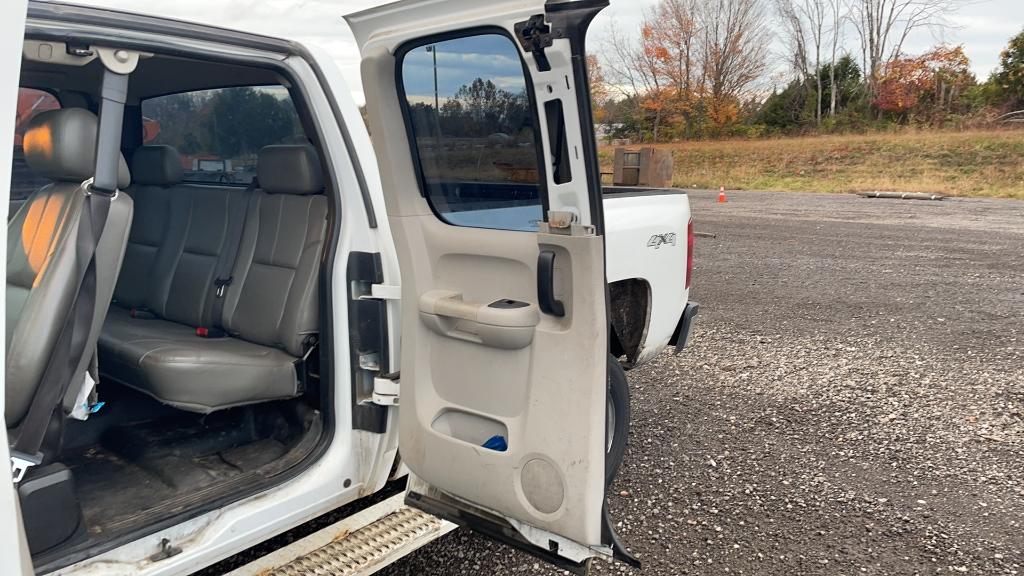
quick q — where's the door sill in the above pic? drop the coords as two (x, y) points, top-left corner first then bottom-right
(406, 490), (598, 575)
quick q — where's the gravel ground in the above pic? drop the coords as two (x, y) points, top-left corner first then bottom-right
(376, 190), (1024, 575)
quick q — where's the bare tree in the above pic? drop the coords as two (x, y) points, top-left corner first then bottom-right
(698, 0), (772, 106)
(602, 22), (649, 100)
(847, 0), (963, 99)
(828, 0), (845, 117)
(776, 0), (830, 124)
(776, 0), (811, 80)
(601, 20), (666, 139)
(655, 0), (701, 97)
(646, 0), (702, 136)
(808, 0), (827, 124)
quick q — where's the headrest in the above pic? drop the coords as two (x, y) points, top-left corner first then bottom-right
(131, 145), (183, 186)
(257, 144), (324, 195)
(23, 108), (130, 189)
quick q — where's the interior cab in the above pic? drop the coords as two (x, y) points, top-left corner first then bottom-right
(10, 42), (339, 566)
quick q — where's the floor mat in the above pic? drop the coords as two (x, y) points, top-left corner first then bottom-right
(63, 403), (296, 538)
(63, 448), (177, 538)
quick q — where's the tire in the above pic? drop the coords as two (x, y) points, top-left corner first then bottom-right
(605, 354), (631, 486)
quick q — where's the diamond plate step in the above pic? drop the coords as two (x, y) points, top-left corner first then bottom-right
(228, 493), (457, 576)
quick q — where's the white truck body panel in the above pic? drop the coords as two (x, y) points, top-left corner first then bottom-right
(605, 192), (691, 363)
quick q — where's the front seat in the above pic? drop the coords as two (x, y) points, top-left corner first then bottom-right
(6, 108), (133, 433)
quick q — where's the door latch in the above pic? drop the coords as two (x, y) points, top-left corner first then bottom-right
(540, 211), (595, 236)
(352, 280), (401, 301)
(371, 371), (400, 406)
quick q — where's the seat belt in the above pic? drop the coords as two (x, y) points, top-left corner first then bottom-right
(10, 186), (114, 482)
(206, 178), (257, 332)
(9, 66), (128, 483)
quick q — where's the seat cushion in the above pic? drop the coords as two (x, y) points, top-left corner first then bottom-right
(99, 307), (300, 413)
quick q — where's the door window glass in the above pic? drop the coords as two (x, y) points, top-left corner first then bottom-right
(401, 33), (543, 231)
(11, 88), (61, 203)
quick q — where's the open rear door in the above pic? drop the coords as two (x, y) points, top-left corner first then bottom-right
(347, 0), (635, 571)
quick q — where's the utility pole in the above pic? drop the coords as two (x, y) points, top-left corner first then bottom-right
(426, 44), (439, 113)
(426, 44), (441, 154)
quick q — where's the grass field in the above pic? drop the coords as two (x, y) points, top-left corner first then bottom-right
(599, 129), (1024, 199)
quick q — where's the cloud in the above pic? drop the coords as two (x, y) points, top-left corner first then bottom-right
(69, 0), (1024, 102)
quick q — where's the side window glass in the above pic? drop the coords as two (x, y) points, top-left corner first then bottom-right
(401, 34), (542, 232)
(141, 86), (304, 185)
(11, 88), (61, 203)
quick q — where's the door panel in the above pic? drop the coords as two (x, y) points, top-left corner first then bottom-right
(348, 0), (619, 566)
(395, 216), (607, 546)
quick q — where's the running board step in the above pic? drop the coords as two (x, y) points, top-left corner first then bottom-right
(227, 493), (457, 576)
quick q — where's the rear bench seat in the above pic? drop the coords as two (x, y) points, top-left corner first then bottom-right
(98, 144), (327, 413)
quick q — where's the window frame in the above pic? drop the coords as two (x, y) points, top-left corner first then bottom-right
(394, 26), (551, 231)
(138, 83), (307, 187)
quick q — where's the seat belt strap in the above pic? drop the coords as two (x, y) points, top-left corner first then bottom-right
(208, 178), (257, 330)
(10, 187), (112, 482)
(9, 64), (128, 483)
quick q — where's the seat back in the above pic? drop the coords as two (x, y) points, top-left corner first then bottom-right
(112, 145), (182, 310)
(6, 108), (133, 426)
(113, 145), (249, 328)
(221, 145), (327, 357)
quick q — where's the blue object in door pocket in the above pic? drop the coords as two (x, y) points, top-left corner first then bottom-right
(482, 435), (507, 452)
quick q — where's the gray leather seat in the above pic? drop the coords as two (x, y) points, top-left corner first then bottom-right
(98, 144), (327, 413)
(6, 108), (133, 427)
(110, 145), (249, 327)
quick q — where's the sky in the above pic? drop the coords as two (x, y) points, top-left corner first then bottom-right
(65, 0), (1024, 104)
(402, 34), (527, 102)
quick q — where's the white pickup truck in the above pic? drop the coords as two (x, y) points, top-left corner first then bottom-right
(0, 0), (698, 574)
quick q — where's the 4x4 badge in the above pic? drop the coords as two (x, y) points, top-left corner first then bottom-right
(647, 233), (677, 249)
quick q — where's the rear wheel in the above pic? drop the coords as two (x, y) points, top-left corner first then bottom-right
(605, 354), (631, 486)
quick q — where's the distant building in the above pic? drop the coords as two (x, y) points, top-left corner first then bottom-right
(594, 123), (624, 143)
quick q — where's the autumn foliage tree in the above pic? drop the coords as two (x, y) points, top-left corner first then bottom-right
(602, 0), (769, 141)
(874, 45), (973, 123)
(587, 54), (611, 123)
(594, 0), (1015, 139)
(990, 28), (1024, 109)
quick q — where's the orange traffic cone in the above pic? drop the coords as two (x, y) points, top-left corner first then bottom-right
(717, 186), (727, 203)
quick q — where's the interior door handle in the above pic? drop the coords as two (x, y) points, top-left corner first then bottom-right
(537, 250), (565, 317)
(418, 290), (539, 349)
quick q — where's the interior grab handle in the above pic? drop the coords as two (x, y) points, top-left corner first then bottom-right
(418, 290), (539, 349)
(537, 250), (565, 317)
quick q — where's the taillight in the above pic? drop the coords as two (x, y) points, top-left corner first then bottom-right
(685, 218), (694, 289)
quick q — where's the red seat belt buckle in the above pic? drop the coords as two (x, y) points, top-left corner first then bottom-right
(195, 327), (226, 338)
(130, 307), (156, 319)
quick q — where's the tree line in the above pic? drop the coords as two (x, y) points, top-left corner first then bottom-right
(592, 0), (1024, 141)
(407, 78), (531, 141)
(143, 87), (302, 160)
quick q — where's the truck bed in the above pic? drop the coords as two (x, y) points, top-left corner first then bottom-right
(603, 187), (692, 364)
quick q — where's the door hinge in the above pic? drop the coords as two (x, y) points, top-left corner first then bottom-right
(371, 371), (400, 406)
(514, 13), (561, 71)
(353, 280), (401, 301)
